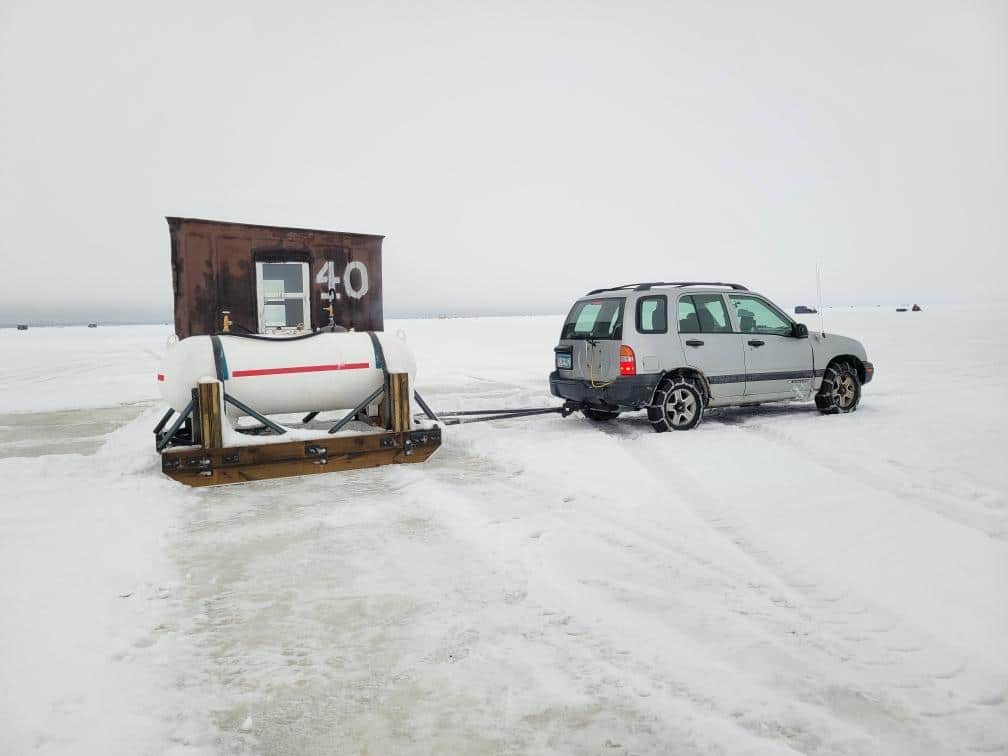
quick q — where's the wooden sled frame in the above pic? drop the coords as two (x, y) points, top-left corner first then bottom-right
(158, 373), (441, 487)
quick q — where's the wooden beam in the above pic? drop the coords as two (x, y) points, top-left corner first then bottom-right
(161, 427), (441, 487)
(197, 380), (223, 449)
(389, 373), (411, 433)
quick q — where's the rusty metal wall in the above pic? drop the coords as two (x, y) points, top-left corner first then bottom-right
(167, 217), (384, 338)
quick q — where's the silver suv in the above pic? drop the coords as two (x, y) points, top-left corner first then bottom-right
(549, 282), (874, 431)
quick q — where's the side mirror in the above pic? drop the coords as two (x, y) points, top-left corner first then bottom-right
(792, 322), (809, 339)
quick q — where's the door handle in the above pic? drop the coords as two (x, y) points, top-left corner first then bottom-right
(685, 339), (704, 347)
(747, 339), (765, 347)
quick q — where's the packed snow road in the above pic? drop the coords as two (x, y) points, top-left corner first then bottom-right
(0, 306), (1005, 755)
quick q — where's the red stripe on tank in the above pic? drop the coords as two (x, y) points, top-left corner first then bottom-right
(230, 363), (371, 378)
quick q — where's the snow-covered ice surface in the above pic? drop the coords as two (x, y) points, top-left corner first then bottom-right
(1, 307), (1006, 755)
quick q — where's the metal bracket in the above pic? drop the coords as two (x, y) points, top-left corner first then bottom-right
(155, 397), (197, 451)
(184, 455), (213, 476)
(305, 444), (328, 465)
(152, 407), (175, 437)
(223, 452), (240, 465)
(380, 436), (396, 448)
(329, 385), (386, 434)
(223, 393), (287, 435)
(413, 390), (441, 423)
(409, 427), (441, 446)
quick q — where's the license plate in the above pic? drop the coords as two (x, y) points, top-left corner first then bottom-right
(556, 352), (572, 370)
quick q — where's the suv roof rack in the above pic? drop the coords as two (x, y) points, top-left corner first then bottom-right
(585, 282), (749, 296)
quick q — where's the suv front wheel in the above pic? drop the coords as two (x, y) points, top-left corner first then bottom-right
(816, 361), (861, 414)
(648, 377), (704, 432)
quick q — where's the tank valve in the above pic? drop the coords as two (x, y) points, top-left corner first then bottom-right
(221, 311), (232, 334)
(326, 289), (337, 331)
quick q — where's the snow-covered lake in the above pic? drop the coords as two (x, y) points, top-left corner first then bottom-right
(1, 307), (1006, 755)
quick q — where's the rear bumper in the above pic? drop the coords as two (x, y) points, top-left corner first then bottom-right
(862, 361), (874, 384)
(549, 372), (660, 411)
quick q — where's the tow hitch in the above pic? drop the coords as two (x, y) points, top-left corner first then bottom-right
(413, 391), (565, 425)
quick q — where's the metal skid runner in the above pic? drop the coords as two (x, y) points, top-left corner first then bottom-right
(154, 372), (441, 487)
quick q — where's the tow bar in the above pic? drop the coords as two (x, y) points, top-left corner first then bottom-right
(413, 391), (574, 425)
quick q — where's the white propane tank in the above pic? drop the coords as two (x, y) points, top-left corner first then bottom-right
(156, 332), (416, 417)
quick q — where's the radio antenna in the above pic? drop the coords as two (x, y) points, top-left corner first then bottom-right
(816, 264), (826, 337)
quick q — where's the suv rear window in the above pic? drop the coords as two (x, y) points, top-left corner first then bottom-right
(561, 298), (625, 340)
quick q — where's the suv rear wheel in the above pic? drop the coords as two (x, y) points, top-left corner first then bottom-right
(648, 377), (704, 432)
(816, 361), (861, 414)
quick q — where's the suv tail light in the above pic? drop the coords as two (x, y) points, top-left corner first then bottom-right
(619, 345), (636, 377)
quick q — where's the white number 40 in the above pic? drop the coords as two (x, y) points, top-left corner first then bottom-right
(316, 260), (369, 300)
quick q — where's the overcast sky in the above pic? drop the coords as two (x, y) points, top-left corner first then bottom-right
(2, 0), (1005, 323)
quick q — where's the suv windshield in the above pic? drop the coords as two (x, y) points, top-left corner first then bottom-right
(561, 298), (625, 340)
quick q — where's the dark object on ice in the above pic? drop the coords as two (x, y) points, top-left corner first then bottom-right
(16, 324), (28, 330)
(912, 304), (922, 312)
(87, 323), (98, 328)
(794, 305), (817, 314)
(896, 307), (908, 312)
(167, 217), (384, 339)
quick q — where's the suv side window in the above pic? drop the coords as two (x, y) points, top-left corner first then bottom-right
(677, 297), (700, 333)
(729, 294), (792, 335)
(636, 295), (667, 333)
(691, 294), (732, 333)
(678, 294), (731, 334)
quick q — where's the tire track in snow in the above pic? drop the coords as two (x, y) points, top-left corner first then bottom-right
(437, 421), (947, 755)
(736, 417), (1008, 541)
(626, 418), (1007, 754)
(399, 441), (814, 755)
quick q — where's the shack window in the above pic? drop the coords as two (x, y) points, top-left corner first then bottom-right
(256, 262), (311, 334)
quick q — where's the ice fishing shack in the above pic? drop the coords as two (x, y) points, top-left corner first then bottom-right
(167, 217), (384, 338)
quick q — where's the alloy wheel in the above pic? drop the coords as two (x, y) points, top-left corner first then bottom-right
(666, 387), (698, 428)
(832, 374), (857, 409)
